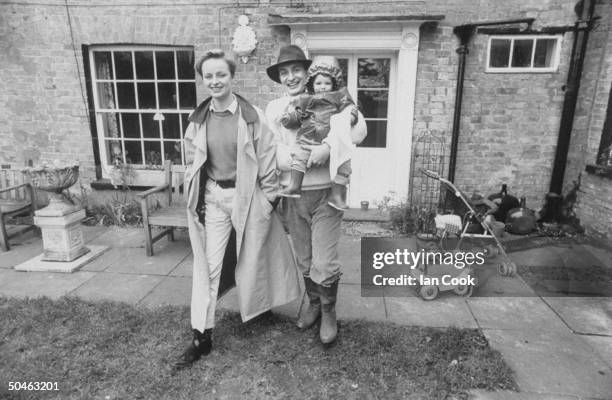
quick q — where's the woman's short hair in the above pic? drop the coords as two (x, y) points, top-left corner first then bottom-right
(195, 49), (237, 78)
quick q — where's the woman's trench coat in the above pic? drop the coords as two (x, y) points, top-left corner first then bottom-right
(184, 94), (301, 332)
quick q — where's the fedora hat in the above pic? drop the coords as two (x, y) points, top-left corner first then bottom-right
(266, 45), (312, 83)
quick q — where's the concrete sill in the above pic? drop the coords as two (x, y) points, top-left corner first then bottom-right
(585, 164), (612, 180)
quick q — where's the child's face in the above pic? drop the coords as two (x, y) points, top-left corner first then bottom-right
(312, 74), (334, 93)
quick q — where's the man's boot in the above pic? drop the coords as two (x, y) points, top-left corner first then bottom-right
(327, 183), (349, 210)
(296, 277), (321, 329)
(319, 281), (339, 344)
(173, 328), (212, 368)
(278, 169), (305, 198)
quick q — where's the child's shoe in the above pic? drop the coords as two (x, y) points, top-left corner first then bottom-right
(327, 183), (349, 210)
(278, 169), (305, 198)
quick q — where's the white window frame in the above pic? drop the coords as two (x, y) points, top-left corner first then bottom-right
(485, 35), (562, 73)
(88, 45), (196, 185)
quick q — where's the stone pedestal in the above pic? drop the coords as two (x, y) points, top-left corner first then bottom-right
(34, 206), (90, 262)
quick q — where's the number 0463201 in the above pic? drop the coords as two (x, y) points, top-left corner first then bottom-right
(8, 382), (59, 391)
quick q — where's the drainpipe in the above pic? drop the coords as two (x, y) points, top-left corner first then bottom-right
(549, 0), (597, 194)
(448, 25), (475, 183)
(448, 18), (535, 183)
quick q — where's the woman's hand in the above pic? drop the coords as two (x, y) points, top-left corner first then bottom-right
(302, 143), (330, 168)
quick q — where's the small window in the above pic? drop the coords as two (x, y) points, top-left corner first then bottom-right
(486, 36), (561, 73)
(88, 45), (196, 181)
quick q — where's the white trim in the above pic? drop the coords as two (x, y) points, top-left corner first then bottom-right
(485, 35), (563, 73)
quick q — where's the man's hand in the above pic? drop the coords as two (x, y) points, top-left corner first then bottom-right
(302, 143), (330, 168)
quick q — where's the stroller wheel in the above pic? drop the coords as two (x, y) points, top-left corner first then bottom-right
(498, 263), (507, 276)
(498, 262), (515, 277)
(419, 285), (439, 301)
(507, 262), (517, 275)
(453, 284), (472, 297)
(483, 244), (499, 259)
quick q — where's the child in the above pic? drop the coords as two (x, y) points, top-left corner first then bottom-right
(278, 56), (358, 210)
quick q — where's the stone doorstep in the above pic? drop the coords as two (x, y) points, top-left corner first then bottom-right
(14, 245), (109, 273)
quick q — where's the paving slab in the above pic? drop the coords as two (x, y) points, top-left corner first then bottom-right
(336, 283), (386, 321)
(473, 264), (537, 297)
(88, 226), (147, 248)
(69, 272), (164, 304)
(483, 329), (612, 399)
(543, 297), (612, 336)
(217, 287), (240, 312)
(169, 253), (193, 277)
(0, 238), (43, 269)
(384, 294), (478, 329)
(80, 247), (125, 272)
(549, 244), (607, 268)
(508, 247), (563, 267)
(582, 335), (612, 370)
(82, 225), (109, 244)
(0, 269), (96, 299)
(138, 276), (191, 307)
(467, 297), (570, 333)
(338, 236), (362, 284)
(104, 241), (190, 276)
(14, 245), (109, 273)
(582, 244), (612, 269)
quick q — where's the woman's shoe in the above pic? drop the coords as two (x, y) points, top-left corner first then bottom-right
(173, 329), (212, 368)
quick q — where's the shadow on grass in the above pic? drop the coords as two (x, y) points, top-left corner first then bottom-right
(0, 296), (516, 399)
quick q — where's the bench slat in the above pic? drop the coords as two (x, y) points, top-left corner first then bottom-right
(149, 207), (188, 227)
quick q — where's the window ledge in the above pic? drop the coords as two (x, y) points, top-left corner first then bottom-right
(90, 178), (154, 191)
(585, 164), (612, 180)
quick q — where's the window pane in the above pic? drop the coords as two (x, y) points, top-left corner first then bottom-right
(511, 39), (534, 68)
(179, 83), (196, 109)
(135, 51), (154, 79)
(162, 114), (181, 139)
(124, 141), (143, 164)
(489, 39), (511, 68)
(116, 82), (136, 109)
(141, 113), (160, 139)
(181, 114), (190, 134)
(158, 83), (177, 109)
(156, 51), (175, 79)
(358, 58), (390, 88)
(137, 83), (156, 109)
(359, 120), (387, 148)
(534, 39), (556, 68)
(121, 113), (140, 139)
(177, 50), (194, 79)
(97, 82), (116, 109)
(337, 58), (348, 87)
(114, 51), (133, 79)
(105, 140), (123, 164)
(94, 52), (113, 79)
(164, 141), (182, 165)
(358, 90), (388, 118)
(144, 142), (163, 166)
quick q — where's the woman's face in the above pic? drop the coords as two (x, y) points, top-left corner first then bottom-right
(201, 58), (233, 101)
(278, 62), (307, 96)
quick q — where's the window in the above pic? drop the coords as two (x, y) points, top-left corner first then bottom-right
(486, 36), (561, 73)
(89, 46), (196, 178)
(596, 84), (612, 167)
(316, 54), (393, 148)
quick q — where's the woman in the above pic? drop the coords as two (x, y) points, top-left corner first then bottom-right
(175, 49), (301, 368)
(265, 46), (367, 344)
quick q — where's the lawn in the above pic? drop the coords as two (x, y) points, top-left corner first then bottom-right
(0, 297), (516, 399)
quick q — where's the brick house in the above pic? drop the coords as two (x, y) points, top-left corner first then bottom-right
(1, 0), (611, 243)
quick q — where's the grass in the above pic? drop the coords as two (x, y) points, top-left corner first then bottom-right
(0, 297), (516, 399)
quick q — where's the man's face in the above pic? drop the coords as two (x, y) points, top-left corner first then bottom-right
(278, 62), (307, 96)
(201, 58), (233, 101)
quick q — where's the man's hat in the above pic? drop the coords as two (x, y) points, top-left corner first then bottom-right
(266, 45), (312, 84)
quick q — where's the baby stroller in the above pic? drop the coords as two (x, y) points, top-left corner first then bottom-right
(411, 169), (518, 300)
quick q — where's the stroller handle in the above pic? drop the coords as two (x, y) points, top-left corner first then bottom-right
(419, 168), (441, 180)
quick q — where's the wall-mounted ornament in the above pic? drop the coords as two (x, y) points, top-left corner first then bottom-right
(232, 15), (258, 63)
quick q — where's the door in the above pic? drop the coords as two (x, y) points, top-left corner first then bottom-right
(313, 53), (397, 208)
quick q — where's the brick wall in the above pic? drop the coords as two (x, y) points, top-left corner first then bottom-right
(568, 0), (612, 240)
(0, 0), (580, 209)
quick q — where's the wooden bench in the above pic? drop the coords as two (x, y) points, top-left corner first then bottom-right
(137, 161), (187, 256)
(0, 168), (37, 251)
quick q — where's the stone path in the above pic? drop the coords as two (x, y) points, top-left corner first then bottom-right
(1, 225), (611, 399)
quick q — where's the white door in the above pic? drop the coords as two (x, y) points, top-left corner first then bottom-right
(315, 53), (397, 208)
